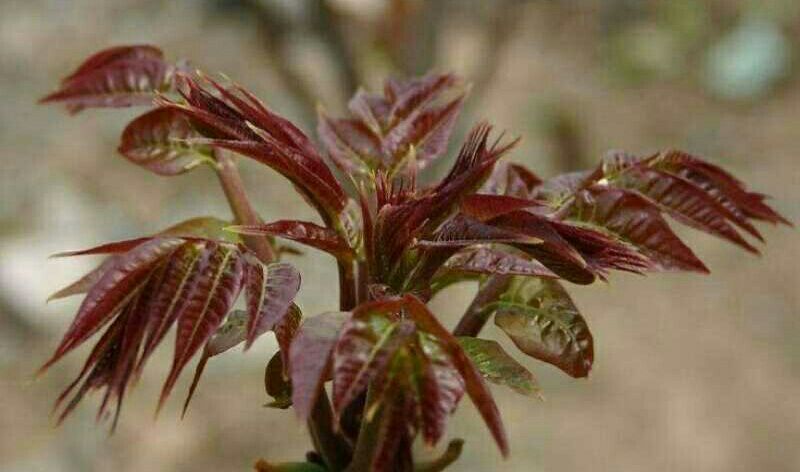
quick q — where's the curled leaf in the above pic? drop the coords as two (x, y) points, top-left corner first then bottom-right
(493, 277), (593, 378)
(119, 107), (213, 176)
(41, 45), (177, 113)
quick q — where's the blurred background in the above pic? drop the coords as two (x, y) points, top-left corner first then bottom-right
(1, 0), (798, 470)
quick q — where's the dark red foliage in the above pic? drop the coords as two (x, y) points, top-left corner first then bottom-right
(41, 45), (789, 470)
(43, 232), (300, 424)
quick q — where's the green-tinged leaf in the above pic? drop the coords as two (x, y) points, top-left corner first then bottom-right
(265, 351), (292, 409)
(493, 277), (593, 378)
(290, 311), (350, 421)
(458, 337), (540, 398)
(160, 217), (240, 243)
(119, 107), (214, 175)
(204, 309), (249, 356)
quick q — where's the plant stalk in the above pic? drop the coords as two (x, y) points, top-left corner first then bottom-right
(214, 151), (275, 262)
(452, 275), (512, 337)
(338, 260), (357, 311)
(214, 150), (350, 469)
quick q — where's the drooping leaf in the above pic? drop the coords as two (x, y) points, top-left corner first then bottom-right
(415, 333), (465, 446)
(41, 237), (185, 372)
(458, 337), (540, 398)
(243, 257), (301, 348)
(402, 295), (509, 457)
(119, 107), (213, 175)
(48, 256), (120, 302)
(332, 316), (416, 418)
(274, 304), (303, 367)
(290, 311), (350, 421)
(159, 243), (245, 410)
(41, 45), (177, 113)
(135, 241), (209, 375)
(486, 210), (595, 284)
(159, 75), (348, 220)
(180, 308), (248, 417)
(483, 162), (542, 198)
(615, 164), (759, 253)
(653, 150), (790, 226)
(493, 277), (593, 378)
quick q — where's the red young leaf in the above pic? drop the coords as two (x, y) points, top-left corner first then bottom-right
(317, 113), (381, 174)
(444, 246), (557, 278)
(61, 45), (164, 83)
(317, 73), (463, 174)
(134, 241), (210, 376)
(332, 318), (416, 418)
(461, 194), (544, 222)
(119, 107), (212, 176)
(618, 165), (759, 253)
(415, 335), (465, 446)
(571, 186), (708, 272)
(402, 295), (509, 457)
(233, 221), (353, 258)
(487, 210), (594, 284)
(290, 311), (350, 421)
(483, 162), (543, 198)
(159, 243), (245, 410)
(159, 75), (347, 219)
(41, 237), (185, 372)
(48, 256), (120, 302)
(654, 151), (790, 226)
(243, 257), (301, 349)
(41, 51), (177, 113)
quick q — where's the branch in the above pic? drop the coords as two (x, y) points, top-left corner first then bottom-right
(214, 150), (275, 262)
(214, 150), (351, 469)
